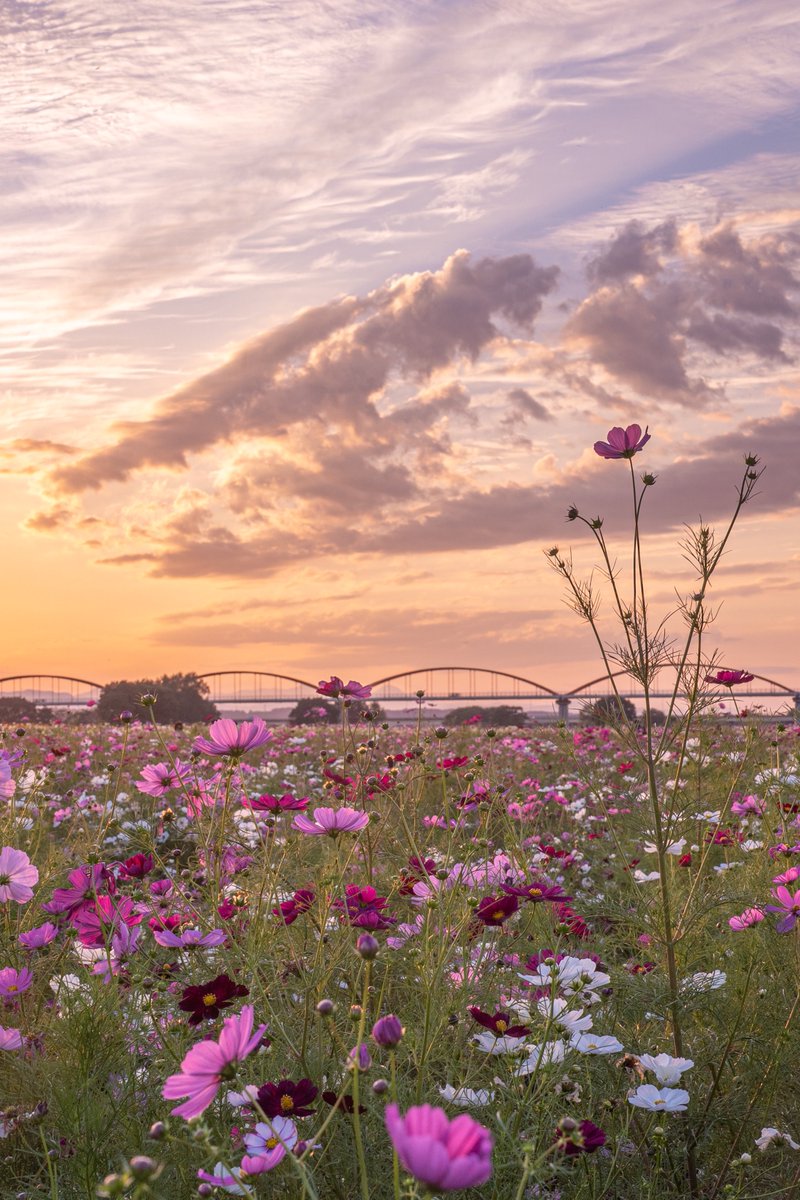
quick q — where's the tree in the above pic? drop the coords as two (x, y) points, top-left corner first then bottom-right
(579, 695), (637, 725)
(0, 696), (53, 723)
(95, 674), (219, 724)
(444, 704), (528, 728)
(287, 697), (339, 725)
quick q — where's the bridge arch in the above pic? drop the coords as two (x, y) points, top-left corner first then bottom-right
(0, 675), (103, 706)
(366, 666), (560, 701)
(197, 671), (318, 705)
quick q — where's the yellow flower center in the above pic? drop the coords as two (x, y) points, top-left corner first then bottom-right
(266, 1136), (280, 1149)
(202, 992), (217, 1006)
(280, 1095), (295, 1111)
(491, 910), (505, 920)
(529, 887), (542, 897)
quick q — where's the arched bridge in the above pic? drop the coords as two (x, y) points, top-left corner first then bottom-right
(0, 667), (796, 718)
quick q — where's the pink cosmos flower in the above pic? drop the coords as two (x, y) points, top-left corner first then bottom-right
(162, 1003), (267, 1119)
(593, 424), (650, 460)
(135, 760), (192, 797)
(152, 927), (227, 949)
(385, 1103), (493, 1192)
(19, 922), (58, 949)
(292, 806), (370, 837)
(705, 670), (755, 687)
(773, 866), (800, 886)
(765, 886), (800, 933)
(42, 863), (115, 917)
(193, 718), (272, 758)
(0, 1025), (23, 1050)
(728, 907), (765, 931)
(243, 793), (310, 812)
(0, 847), (38, 904)
(316, 677), (373, 699)
(0, 967), (33, 996)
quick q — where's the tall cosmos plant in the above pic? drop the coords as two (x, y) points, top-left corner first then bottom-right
(547, 424), (763, 1199)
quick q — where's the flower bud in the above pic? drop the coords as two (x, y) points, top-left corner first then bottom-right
(356, 934), (379, 960)
(147, 1122), (166, 1141)
(372, 1078), (389, 1095)
(129, 1157), (157, 1179)
(371, 1014), (404, 1047)
(139, 693), (157, 707)
(566, 506), (579, 521)
(316, 999), (335, 1016)
(119, 711), (133, 723)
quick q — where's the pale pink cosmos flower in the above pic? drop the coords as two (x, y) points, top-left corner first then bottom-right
(292, 806), (370, 837)
(0, 847), (38, 904)
(163, 1003), (267, 1119)
(135, 760), (193, 797)
(385, 1103), (493, 1192)
(728, 907), (765, 931)
(0, 1025), (23, 1050)
(243, 1115), (298, 1171)
(193, 718), (272, 758)
(593, 424), (650, 460)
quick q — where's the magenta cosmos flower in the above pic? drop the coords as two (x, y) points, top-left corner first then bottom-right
(705, 669), (755, 687)
(162, 1003), (267, 1119)
(0, 967), (33, 997)
(0, 847), (38, 904)
(316, 676), (373, 699)
(193, 718), (272, 758)
(765, 886), (800, 933)
(728, 907), (764, 931)
(593, 424), (650, 459)
(292, 806), (370, 837)
(385, 1103), (493, 1192)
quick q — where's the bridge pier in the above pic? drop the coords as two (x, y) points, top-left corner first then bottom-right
(556, 696), (571, 722)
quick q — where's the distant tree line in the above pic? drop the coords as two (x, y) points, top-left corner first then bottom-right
(95, 673), (220, 724)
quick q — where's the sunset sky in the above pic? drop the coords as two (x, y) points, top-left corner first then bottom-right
(3, 0), (799, 695)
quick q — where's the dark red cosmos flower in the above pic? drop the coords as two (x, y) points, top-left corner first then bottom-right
(625, 961), (656, 975)
(474, 894), (519, 927)
(243, 793), (310, 812)
(437, 756), (470, 770)
(321, 1091), (366, 1114)
(119, 853), (154, 880)
(555, 904), (591, 939)
(178, 973), (250, 1025)
(273, 889), (315, 926)
(397, 857), (437, 896)
(332, 885), (396, 930)
(256, 1078), (318, 1118)
(705, 669), (754, 687)
(553, 1118), (606, 1155)
(467, 1008), (530, 1038)
(500, 879), (571, 904)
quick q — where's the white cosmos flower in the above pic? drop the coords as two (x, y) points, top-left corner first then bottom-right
(639, 1053), (694, 1084)
(633, 870), (661, 883)
(571, 1033), (625, 1055)
(643, 839), (686, 856)
(755, 1128), (800, 1152)
(439, 1084), (494, 1107)
(537, 997), (593, 1034)
(472, 1031), (528, 1055)
(513, 1040), (568, 1075)
(628, 1085), (689, 1113)
(681, 971), (726, 993)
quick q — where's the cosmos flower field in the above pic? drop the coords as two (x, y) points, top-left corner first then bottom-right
(3, 427), (799, 1200)
(2, 703), (800, 1199)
